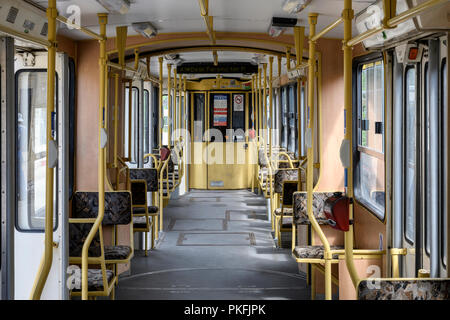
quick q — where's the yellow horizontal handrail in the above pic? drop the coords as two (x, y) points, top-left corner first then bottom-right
(311, 17), (343, 42)
(56, 15), (104, 41)
(144, 153), (160, 168)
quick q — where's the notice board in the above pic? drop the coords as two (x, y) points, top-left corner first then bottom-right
(213, 94), (228, 126)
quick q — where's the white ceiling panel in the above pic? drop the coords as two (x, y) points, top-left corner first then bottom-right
(30, 0), (375, 39)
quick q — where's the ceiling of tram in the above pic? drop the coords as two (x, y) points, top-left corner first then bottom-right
(30, 0), (374, 40)
(27, 0), (375, 79)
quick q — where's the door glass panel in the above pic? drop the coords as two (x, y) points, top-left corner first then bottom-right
(124, 87), (139, 163)
(143, 89), (149, 162)
(193, 93), (205, 142)
(355, 61), (385, 218)
(405, 67), (417, 244)
(16, 70), (57, 231)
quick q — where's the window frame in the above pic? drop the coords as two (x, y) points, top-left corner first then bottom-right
(124, 86), (139, 164)
(403, 65), (418, 245)
(353, 53), (386, 222)
(143, 88), (150, 163)
(14, 68), (59, 233)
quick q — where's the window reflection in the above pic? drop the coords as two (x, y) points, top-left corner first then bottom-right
(16, 70), (57, 231)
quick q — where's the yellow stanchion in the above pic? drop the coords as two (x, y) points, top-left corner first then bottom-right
(167, 64), (172, 146)
(30, 0), (57, 300)
(342, 0), (360, 294)
(158, 57), (164, 148)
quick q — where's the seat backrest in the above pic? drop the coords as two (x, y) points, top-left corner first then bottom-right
(293, 191), (337, 225)
(258, 148), (268, 167)
(69, 222), (102, 258)
(72, 191), (132, 225)
(129, 168), (158, 192)
(274, 169), (298, 194)
(282, 181), (298, 207)
(130, 180), (147, 206)
(357, 278), (450, 300)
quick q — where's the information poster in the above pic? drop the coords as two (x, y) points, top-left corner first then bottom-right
(213, 95), (228, 126)
(233, 94), (244, 112)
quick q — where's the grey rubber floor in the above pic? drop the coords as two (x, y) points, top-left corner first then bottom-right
(116, 189), (310, 300)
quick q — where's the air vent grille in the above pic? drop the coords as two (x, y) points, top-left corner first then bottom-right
(6, 6), (19, 24)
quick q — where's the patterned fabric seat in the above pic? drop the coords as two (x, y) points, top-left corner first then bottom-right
(258, 168), (268, 180)
(280, 216), (293, 228)
(129, 168), (158, 192)
(294, 245), (344, 259)
(274, 169), (298, 194)
(72, 192), (132, 225)
(71, 268), (115, 292)
(358, 279), (450, 300)
(293, 191), (337, 225)
(133, 206), (158, 214)
(133, 216), (152, 229)
(104, 245), (132, 260)
(274, 207), (293, 216)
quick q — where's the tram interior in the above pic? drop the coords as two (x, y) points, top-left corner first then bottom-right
(0, 0), (449, 301)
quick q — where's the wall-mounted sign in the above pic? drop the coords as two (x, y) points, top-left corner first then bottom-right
(213, 95), (228, 126)
(233, 94), (244, 112)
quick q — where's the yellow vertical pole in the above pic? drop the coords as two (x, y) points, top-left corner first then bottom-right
(306, 12), (327, 300)
(258, 67), (262, 140)
(114, 73), (119, 168)
(30, 0), (57, 300)
(253, 74), (258, 138)
(263, 63), (268, 145)
(295, 26), (305, 180)
(278, 55), (282, 150)
(286, 46), (292, 71)
(127, 79), (132, 159)
(93, 12), (108, 300)
(343, 0), (360, 294)
(174, 68), (178, 135)
(294, 26), (305, 68)
(134, 49), (139, 71)
(167, 64), (172, 146)
(178, 73), (182, 133)
(268, 57), (274, 225)
(251, 76), (255, 130)
(268, 58), (273, 161)
(158, 57), (163, 148)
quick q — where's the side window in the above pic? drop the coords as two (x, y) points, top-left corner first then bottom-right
(16, 70), (58, 231)
(355, 60), (385, 220)
(281, 86), (288, 149)
(143, 89), (149, 162)
(124, 86), (139, 164)
(404, 66), (417, 243)
(300, 83), (306, 157)
(288, 84), (297, 155)
(162, 94), (169, 146)
(152, 86), (159, 149)
(68, 58), (76, 199)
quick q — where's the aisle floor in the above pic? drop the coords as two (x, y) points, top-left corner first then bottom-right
(116, 190), (310, 300)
